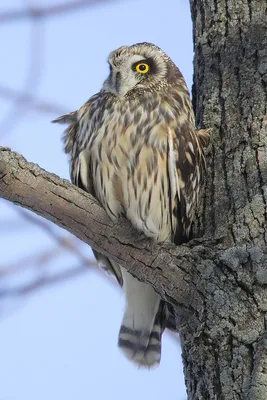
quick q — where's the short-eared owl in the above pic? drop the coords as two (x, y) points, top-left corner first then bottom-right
(53, 42), (209, 367)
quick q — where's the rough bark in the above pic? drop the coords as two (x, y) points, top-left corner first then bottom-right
(184, 0), (267, 398)
(0, 146), (215, 311)
(0, 1), (267, 397)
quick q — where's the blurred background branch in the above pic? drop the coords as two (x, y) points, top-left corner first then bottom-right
(0, 1), (186, 398)
(0, 84), (67, 115)
(0, 0), (120, 302)
(0, 0), (121, 23)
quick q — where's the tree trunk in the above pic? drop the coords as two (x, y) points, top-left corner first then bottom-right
(182, 1), (267, 398)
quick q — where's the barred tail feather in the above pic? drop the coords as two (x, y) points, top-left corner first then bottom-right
(118, 270), (164, 367)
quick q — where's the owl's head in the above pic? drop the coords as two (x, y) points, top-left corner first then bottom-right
(102, 43), (181, 97)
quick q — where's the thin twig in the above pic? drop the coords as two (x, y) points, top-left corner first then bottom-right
(0, 263), (89, 297)
(16, 208), (98, 268)
(0, 0), (120, 23)
(0, 85), (67, 116)
(0, 16), (45, 139)
(0, 246), (69, 277)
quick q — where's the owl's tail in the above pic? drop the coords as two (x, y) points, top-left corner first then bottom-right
(118, 270), (165, 367)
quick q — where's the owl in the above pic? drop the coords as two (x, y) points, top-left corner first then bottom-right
(53, 43), (209, 367)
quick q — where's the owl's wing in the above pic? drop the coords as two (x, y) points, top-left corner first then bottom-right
(52, 106), (123, 286)
(196, 128), (211, 149)
(167, 126), (207, 245)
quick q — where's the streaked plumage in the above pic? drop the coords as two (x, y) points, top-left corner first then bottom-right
(53, 42), (209, 367)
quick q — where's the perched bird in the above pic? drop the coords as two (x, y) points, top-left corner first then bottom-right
(53, 43), (209, 367)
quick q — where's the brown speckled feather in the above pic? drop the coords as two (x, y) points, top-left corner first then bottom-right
(52, 42), (209, 367)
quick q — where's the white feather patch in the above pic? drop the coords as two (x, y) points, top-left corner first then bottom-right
(78, 150), (90, 190)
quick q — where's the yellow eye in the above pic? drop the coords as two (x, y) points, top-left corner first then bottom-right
(135, 63), (149, 74)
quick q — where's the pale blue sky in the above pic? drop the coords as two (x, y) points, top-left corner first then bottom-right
(0, 1), (193, 399)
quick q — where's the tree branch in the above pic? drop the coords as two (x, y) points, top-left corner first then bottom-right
(0, 146), (218, 313)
